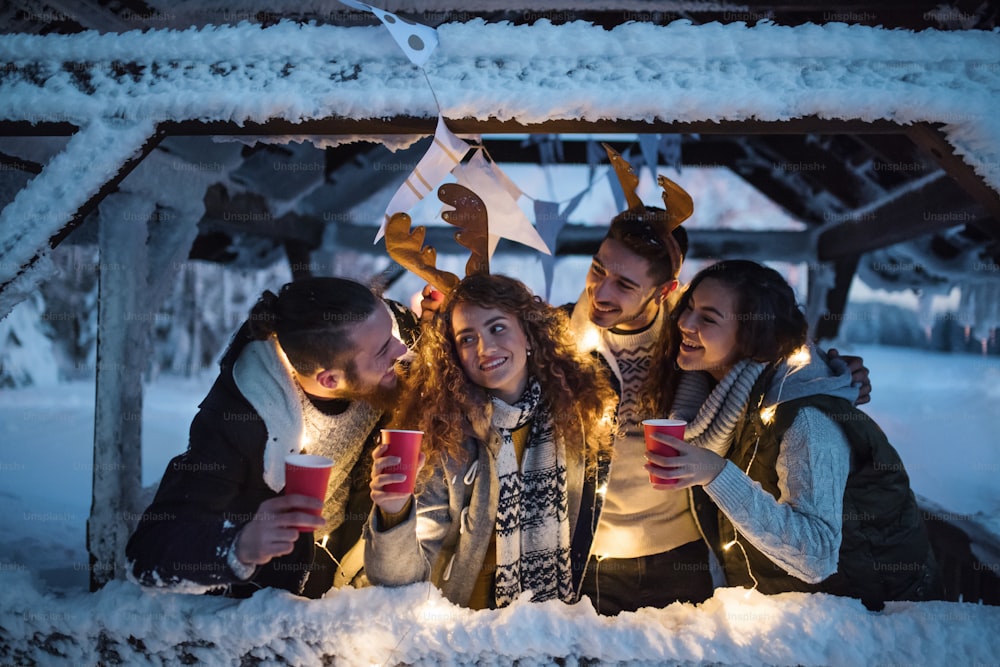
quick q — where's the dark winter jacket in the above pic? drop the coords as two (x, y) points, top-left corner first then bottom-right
(126, 300), (418, 598)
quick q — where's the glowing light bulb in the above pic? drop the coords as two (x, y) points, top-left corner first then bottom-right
(787, 345), (811, 368)
(760, 405), (776, 425)
(580, 327), (601, 353)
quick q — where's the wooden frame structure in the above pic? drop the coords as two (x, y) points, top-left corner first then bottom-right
(1, 16), (998, 592)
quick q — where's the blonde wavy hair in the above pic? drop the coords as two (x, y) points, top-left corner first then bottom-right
(391, 274), (616, 481)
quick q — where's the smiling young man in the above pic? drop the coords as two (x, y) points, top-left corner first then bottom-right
(126, 277), (418, 599)
(564, 206), (713, 614)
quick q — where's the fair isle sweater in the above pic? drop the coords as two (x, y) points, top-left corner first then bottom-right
(569, 298), (701, 559)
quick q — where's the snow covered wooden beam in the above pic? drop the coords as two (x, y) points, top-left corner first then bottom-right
(0, 20), (996, 186)
(906, 123), (1000, 239)
(89, 192), (152, 590)
(0, 121), (159, 319)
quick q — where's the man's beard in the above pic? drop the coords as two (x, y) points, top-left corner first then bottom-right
(340, 374), (403, 413)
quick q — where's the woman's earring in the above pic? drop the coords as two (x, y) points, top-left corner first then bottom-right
(527, 348), (533, 357)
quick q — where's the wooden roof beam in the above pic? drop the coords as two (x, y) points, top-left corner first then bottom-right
(327, 221), (813, 263)
(154, 116), (909, 138)
(906, 123), (1000, 241)
(817, 173), (995, 262)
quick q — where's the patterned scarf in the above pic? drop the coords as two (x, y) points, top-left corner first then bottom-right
(492, 378), (574, 607)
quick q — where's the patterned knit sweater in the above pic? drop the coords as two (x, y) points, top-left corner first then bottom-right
(589, 308), (701, 558)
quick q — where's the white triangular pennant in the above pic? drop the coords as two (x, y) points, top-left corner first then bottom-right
(376, 115), (471, 242)
(639, 134), (660, 183)
(338, 1), (439, 67)
(451, 151), (551, 259)
(659, 134), (683, 173)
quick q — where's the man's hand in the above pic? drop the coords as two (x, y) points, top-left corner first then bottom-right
(233, 495), (324, 566)
(828, 348), (872, 406)
(418, 284), (445, 324)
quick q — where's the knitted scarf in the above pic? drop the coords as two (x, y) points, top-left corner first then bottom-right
(492, 378), (573, 607)
(670, 359), (767, 457)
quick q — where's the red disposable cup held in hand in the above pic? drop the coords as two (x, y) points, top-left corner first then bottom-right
(284, 454), (334, 531)
(642, 419), (686, 486)
(381, 429), (423, 495)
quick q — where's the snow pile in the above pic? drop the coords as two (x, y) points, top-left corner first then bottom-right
(1, 571), (998, 667)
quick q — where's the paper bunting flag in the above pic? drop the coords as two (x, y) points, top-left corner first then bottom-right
(452, 150), (551, 259)
(338, 1), (439, 67)
(639, 134), (660, 183)
(376, 115), (471, 242)
(586, 139), (605, 188)
(605, 148), (633, 215)
(522, 135), (564, 166)
(659, 134), (683, 173)
(535, 190), (585, 301)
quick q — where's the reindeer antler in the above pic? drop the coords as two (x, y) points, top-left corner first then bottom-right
(384, 184), (491, 293)
(603, 142), (693, 231)
(602, 142), (644, 212)
(384, 212), (460, 294)
(658, 174), (694, 231)
(438, 183), (489, 277)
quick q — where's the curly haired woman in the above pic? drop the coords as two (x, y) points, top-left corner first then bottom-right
(363, 273), (617, 609)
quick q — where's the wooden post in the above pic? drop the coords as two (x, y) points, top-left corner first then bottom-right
(87, 193), (154, 590)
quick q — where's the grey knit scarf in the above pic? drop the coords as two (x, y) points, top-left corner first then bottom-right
(670, 359), (767, 457)
(492, 378), (573, 607)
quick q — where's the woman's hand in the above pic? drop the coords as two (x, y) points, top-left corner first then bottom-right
(645, 433), (727, 490)
(370, 441), (425, 515)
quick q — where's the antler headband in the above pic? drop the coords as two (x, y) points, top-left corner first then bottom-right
(384, 183), (490, 296)
(603, 142), (693, 278)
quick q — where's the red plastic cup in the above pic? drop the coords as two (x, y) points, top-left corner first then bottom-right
(381, 429), (423, 494)
(284, 454), (334, 531)
(643, 419), (686, 486)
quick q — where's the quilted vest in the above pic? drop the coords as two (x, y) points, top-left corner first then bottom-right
(720, 389), (939, 611)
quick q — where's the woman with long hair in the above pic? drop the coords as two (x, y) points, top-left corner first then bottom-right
(364, 273), (617, 609)
(644, 260), (940, 610)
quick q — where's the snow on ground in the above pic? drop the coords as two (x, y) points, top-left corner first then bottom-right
(1, 344), (999, 665)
